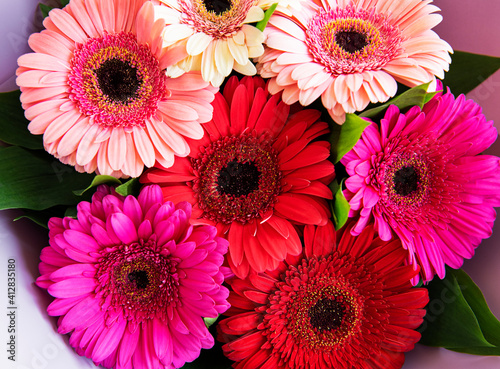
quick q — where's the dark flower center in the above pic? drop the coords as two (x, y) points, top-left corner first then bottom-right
(127, 270), (149, 289)
(393, 166), (419, 196)
(96, 243), (180, 323)
(192, 134), (281, 224)
(217, 160), (261, 197)
(95, 58), (140, 102)
(309, 297), (346, 331)
(203, 0), (232, 14)
(335, 30), (368, 53)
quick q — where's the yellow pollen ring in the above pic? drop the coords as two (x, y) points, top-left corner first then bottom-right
(193, 0), (241, 23)
(322, 18), (381, 59)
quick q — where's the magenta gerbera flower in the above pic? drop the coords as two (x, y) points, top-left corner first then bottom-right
(36, 185), (230, 369)
(16, 0), (217, 178)
(256, 0), (452, 123)
(141, 76), (335, 278)
(218, 221), (428, 369)
(341, 87), (500, 282)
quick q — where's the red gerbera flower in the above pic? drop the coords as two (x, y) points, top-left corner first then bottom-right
(141, 76), (335, 278)
(218, 221), (428, 369)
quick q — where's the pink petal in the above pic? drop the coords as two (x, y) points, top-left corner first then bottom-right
(50, 263), (96, 282)
(153, 319), (173, 362)
(48, 277), (96, 298)
(92, 319), (127, 362)
(110, 213), (138, 244)
(58, 297), (102, 334)
(63, 229), (100, 253)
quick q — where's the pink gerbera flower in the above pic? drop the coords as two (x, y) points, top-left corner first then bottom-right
(218, 221), (428, 369)
(341, 87), (500, 282)
(256, 0), (452, 123)
(141, 76), (335, 278)
(36, 185), (230, 369)
(16, 0), (216, 178)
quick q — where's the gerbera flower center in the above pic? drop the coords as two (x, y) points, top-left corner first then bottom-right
(335, 30), (368, 53)
(203, 0), (232, 14)
(263, 255), (364, 357)
(127, 269), (150, 289)
(309, 297), (346, 331)
(306, 6), (403, 75)
(192, 133), (281, 224)
(393, 166), (419, 196)
(69, 32), (167, 128)
(217, 160), (261, 196)
(95, 58), (140, 102)
(96, 240), (179, 322)
(182, 0), (256, 38)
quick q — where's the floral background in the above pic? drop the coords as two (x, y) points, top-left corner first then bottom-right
(0, 0), (499, 368)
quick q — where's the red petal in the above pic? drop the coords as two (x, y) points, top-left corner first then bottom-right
(274, 193), (323, 225)
(230, 84), (250, 135)
(280, 143), (330, 171)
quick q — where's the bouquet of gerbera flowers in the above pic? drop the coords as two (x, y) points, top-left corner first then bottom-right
(1, 0), (500, 368)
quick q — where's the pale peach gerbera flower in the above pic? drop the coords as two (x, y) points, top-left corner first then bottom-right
(256, 0), (453, 123)
(16, 0), (217, 178)
(154, 0), (270, 87)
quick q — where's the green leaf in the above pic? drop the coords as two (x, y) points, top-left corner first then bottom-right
(329, 113), (370, 164)
(0, 146), (94, 211)
(14, 209), (53, 229)
(13, 204), (78, 228)
(60, 0), (70, 6)
(255, 3), (278, 32)
(64, 206), (78, 219)
(443, 51), (500, 95)
(73, 175), (121, 196)
(419, 268), (500, 353)
(39, 3), (53, 18)
(115, 178), (141, 197)
(329, 179), (349, 230)
(204, 316), (218, 328)
(360, 82), (434, 121)
(448, 269), (500, 355)
(0, 91), (43, 150)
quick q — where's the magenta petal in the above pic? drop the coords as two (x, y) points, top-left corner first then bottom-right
(58, 297), (102, 334)
(48, 277), (96, 298)
(153, 319), (173, 362)
(92, 318), (127, 362)
(118, 325), (140, 368)
(175, 201), (193, 219)
(40, 245), (73, 266)
(82, 319), (106, 358)
(155, 219), (175, 246)
(133, 321), (156, 369)
(363, 186), (380, 208)
(138, 184), (164, 212)
(177, 305), (209, 337)
(153, 202), (176, 225)
(63, 229), (100, 252)
(137, 219), (153, 240)
(47, 295), (87, 316)
(110, 213), (138, 244)
(171, 309), (189, 334)
(50, 263), (96, 281)
(182, 269), (216, 291)
(178, 249), (208, 269)
(171, 241), (196, 259)
(54, 234), (97, 263)
(123, 195), (143, 227)
(178, 285), (203, 301)
(90, 223), (116, 247)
